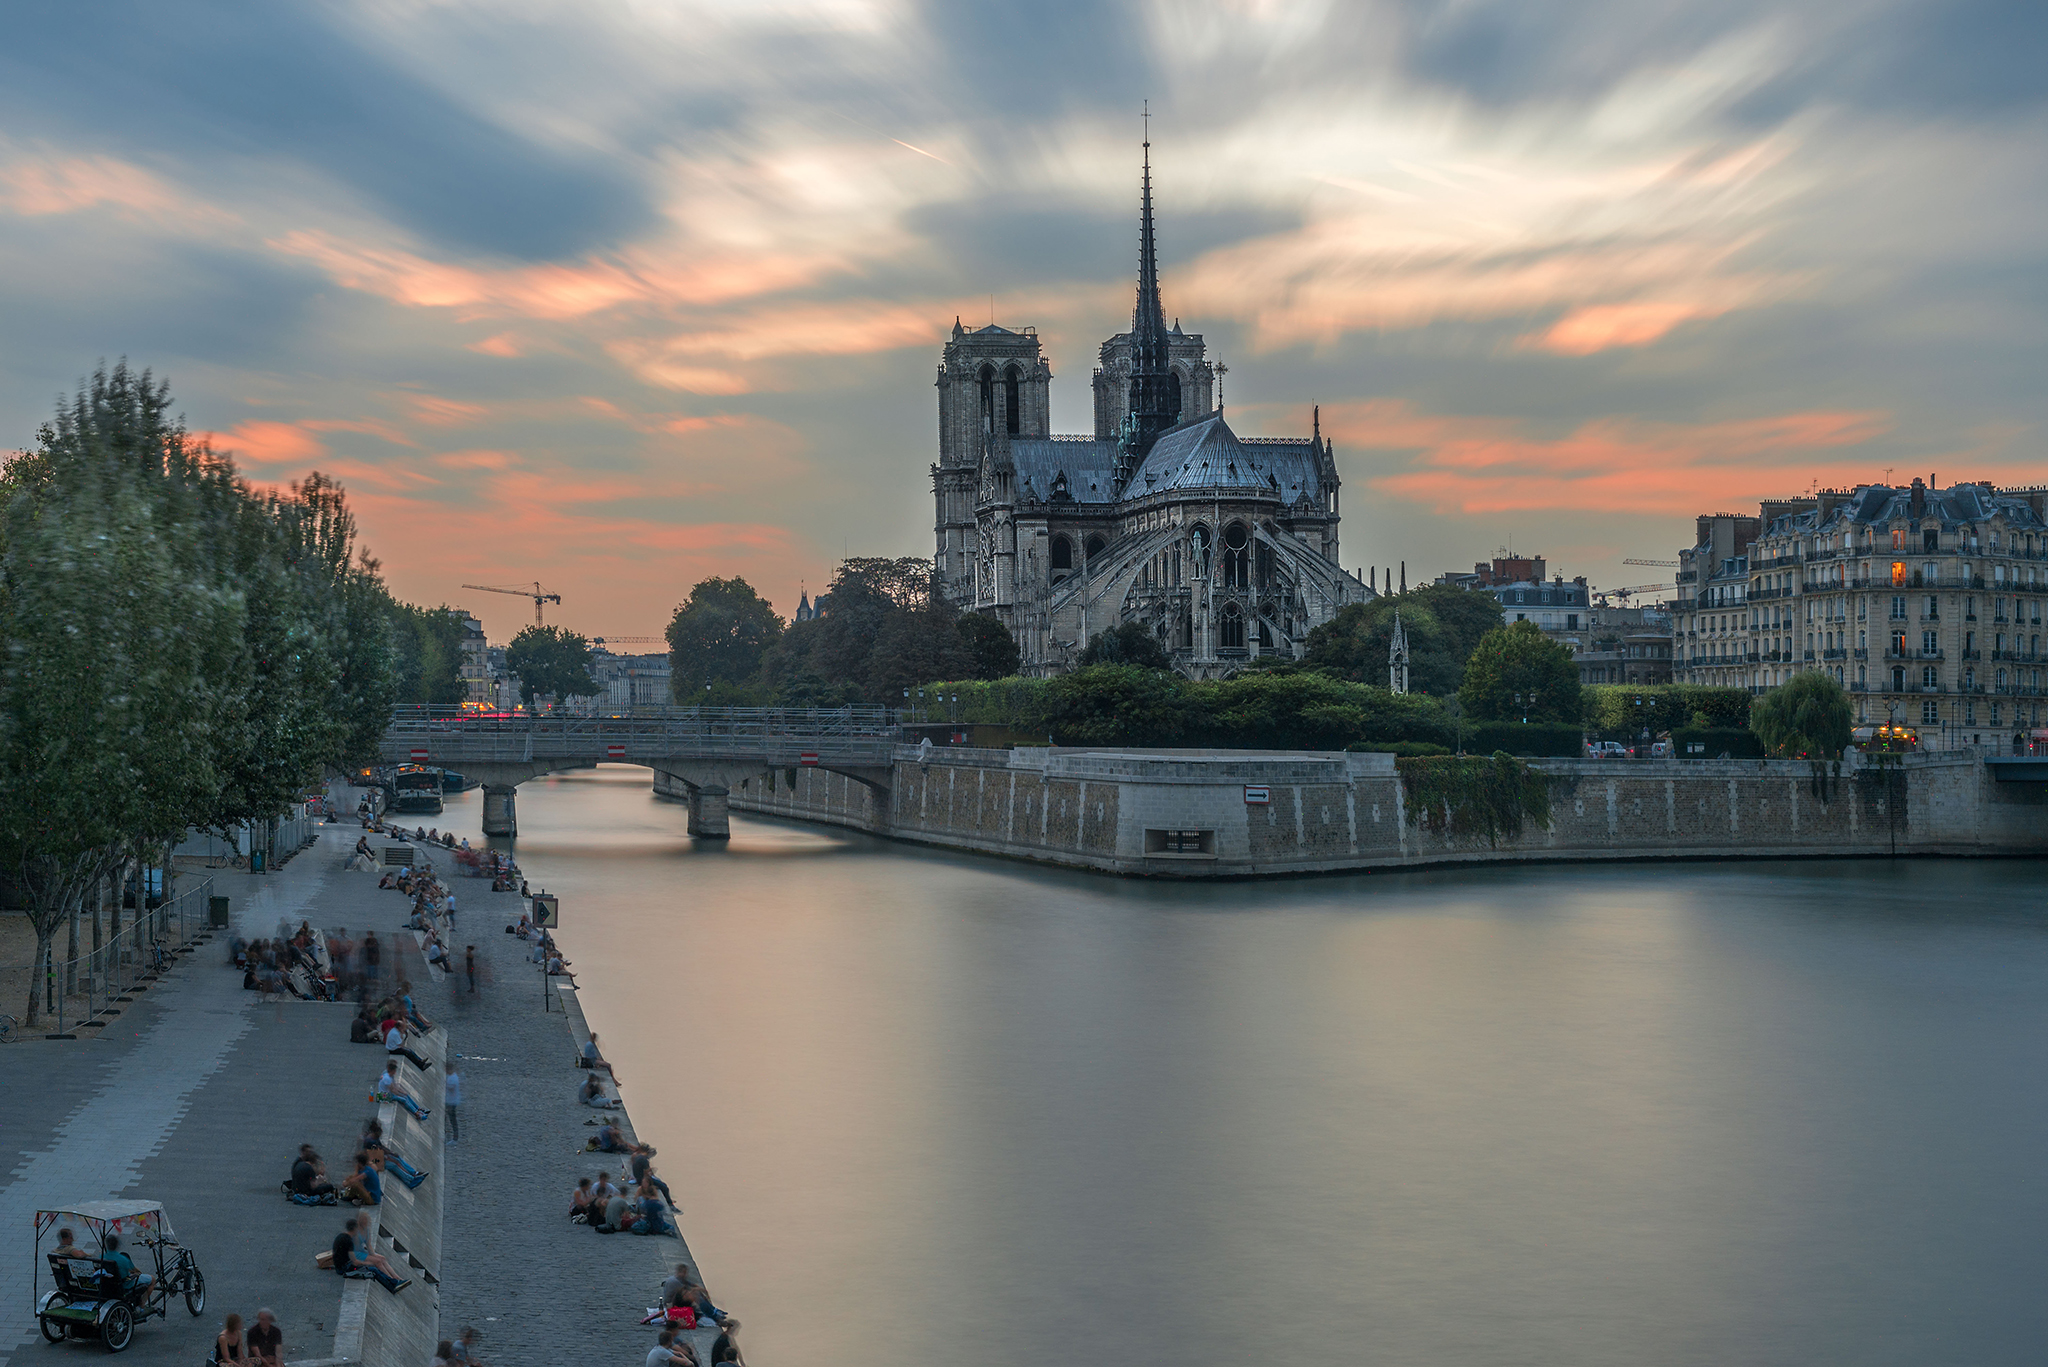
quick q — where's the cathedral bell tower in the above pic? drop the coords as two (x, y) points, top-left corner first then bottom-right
(934, 320), (1050, 606)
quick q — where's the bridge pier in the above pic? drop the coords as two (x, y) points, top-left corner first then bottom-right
(686, 784), (730, 839)
(481, 784), (519, 837)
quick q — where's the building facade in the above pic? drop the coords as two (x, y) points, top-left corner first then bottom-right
(932, 142), (1369, 678)
(1675, 479), (2048, 746)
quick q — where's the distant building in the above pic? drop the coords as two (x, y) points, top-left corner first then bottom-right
(571, 649), (673, 714)
(794, 590), (826, 622)
(1436, 556), (1591, 634)
(1674, 479), (2048, 746)
(1577, 605), (1674, 686)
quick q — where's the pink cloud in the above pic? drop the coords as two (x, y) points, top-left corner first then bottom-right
(467, 333), (525, 357)
(207, 420), (327, 466)
(404, 394), (490, 427)
(1320, 400), (1901, 517)
(303, 417), (418, 447)
(0, 151), (185, 217)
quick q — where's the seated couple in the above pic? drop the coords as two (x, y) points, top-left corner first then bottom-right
(287, 1145), (338, 1204)
(579, 1072), (622, 1110)
(661, 1262), (731, 1328)
(341, 1120), (429, 1205)
(331, 1217), (411, 1293)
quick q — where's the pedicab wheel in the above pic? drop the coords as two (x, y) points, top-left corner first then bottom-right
(39, 1312), (66, 1343)
(183, 1266), (206, 1316)
(101, 1302), (133, 1352)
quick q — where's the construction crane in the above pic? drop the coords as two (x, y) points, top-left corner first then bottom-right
(1623, 558), (1678, 568)
(1606, 582), (1675, 600)
(592, 636), (664, 650)
(461, 581), (561, 627)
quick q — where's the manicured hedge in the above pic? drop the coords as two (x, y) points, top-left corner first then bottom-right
(1461, 721), (1585, 757)
(1671, 726), (1764, 759)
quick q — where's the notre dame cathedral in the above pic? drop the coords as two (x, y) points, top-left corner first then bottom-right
(931, 138), (1371, 678)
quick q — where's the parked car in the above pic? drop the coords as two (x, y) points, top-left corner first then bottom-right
(1596, 741), (1629, 758)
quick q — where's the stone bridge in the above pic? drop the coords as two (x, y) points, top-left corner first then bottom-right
(378, 706), (900, 837)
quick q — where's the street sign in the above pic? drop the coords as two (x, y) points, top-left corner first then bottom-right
(1243, 785), (1271, 805)
(531, 894), (559, 928)
(606, 743), (625, 759)
(799, 752), (819, 766)
(410, 748), (428, 761)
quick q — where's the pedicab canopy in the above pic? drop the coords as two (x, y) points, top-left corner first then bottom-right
(35, 1202), (172, 1250)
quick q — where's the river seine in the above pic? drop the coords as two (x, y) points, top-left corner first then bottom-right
(452, 766), (2048, 1366)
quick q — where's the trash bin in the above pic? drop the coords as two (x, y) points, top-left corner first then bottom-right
(209, 896), (230, 928)
(250, 849), (266, 874)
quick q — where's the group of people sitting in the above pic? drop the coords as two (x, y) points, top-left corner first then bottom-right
(645, 1263), (743, 1363)
(231, 923), (334, 1001)
(565, 1161), (678, 1238)
(284, 1118), (430, 1209)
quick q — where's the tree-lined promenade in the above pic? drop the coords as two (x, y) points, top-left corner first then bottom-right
(0, 367), (472, 1026)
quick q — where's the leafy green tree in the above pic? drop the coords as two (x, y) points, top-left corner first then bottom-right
(754, 556), (961, 703)
(505, 625), (600, 709)
(957, 612), (1021, 680)
(1044, 665), (1204, 746)
(389, 602), (468, 705)
(1305, 585), (1503, 696)
(866, 605), (973, 700)
(1078, 621), (1172, 670)
(666, 576), (784, 695)
(1752, 672), (1852, 759)
(1203, 671), (1456, 750)
(1457, 620), (1582, 723)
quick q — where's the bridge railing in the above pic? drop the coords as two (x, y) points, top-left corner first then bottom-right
(382, 704), (906, 761)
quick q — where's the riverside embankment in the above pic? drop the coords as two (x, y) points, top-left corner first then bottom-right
(726, 745), (2048, 875)
(0, 797), (725, 1367)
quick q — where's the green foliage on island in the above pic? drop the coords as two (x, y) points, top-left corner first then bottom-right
(505, 624), (601, 709)
(1078, 621), (1173, 669)
(1457, 620), (1583, 723)
(665, 576), (784, 695)
(1303, 584), (1504, 695)
(1581, 684), (1752, 736)
(0, 363), (436, 1026)
(1751, 672), (1853, 760)
(1397, 752), (1553, 847)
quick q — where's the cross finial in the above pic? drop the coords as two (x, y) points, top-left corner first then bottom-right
(1143, 99), (1149, 150)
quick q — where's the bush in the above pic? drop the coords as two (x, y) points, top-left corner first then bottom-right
(1751, 672), (1852, 759)
(1201, 672), (1456, 750)
(1671, 726), (1764, 759)
(1462, 721), (1584, 757)
(1458, 621), (1581, 723)
(1582, 684), (1753, 735)
(1346, 741), (1455, 757)
(1396, 752), (1552, 846)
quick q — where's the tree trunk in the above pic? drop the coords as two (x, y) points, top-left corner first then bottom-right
(65, 893), (79, 995)
(25, 934), (49, 1027)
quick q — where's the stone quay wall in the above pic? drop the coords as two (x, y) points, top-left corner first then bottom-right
(727, 748), (2048, 877)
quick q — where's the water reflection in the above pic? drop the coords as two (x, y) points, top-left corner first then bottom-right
(453, 766), (2048, 1367)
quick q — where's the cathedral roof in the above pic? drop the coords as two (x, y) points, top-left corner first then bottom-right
(1127, 411), (1327, 505)
(1011, 437), (1119, 504)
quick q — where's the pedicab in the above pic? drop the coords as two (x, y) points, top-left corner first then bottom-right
(34, 1201), (205, 1352)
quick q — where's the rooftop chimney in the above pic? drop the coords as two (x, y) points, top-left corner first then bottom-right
(1911, 476), (1926, 519)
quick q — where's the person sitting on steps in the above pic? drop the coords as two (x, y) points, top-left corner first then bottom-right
(587, 1120), (629, 1154)
(374, 1062), (432, 1120)
(290, 1144), (336, 1200)
(361, 1119), (428, 1189)
(332, 1217), (409, 1293)
(579, 1072), (621, 1109)
(567, 1178), (595, 1222)
(341, 1152), (382, 1206)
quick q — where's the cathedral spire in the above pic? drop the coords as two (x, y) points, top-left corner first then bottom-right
(1115, 102), (1183, 489)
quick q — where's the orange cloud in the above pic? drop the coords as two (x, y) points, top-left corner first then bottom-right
(303, 417), (417, 446)
(467, 333), (525, 357)
(0, 151), (184, 217)
(1322, 400), (1899, 516)
(405, 394), (490, 427)
(208, 420), (327, 466)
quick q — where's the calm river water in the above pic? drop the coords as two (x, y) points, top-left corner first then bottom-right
(445, 766), (2048, 1366)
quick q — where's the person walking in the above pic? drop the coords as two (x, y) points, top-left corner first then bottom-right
(443, 1066), (462, 1143)
(362, 931), (382, 985)
(464, 946), (477, 994)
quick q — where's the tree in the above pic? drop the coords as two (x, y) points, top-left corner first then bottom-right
(1078, 621), (1171, 670)
(957, 612), (1021, 680)
(753, 556), (958, 703)
(1457, 620), (1581, 723)
(389, 602), (468, 705)
(1752, 672), (1852, 759)
(1304, 586), (1503, 696)
(1043, 665), (1203, 746)
(667, 577), (784, 695)
(866, 605), (973, 700)
(504, 625), (599, 709)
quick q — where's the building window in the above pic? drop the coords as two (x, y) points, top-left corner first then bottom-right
(1222, 522), (1250, 587)
(1923, 700), (1939, 723)
(1891, 561), (1907, 586)
(1003, 364), (1021, 435)
(1923, 666), (1938, 688)
(1220, 603), (1246, 649)
(1049, 535), (1072, 573)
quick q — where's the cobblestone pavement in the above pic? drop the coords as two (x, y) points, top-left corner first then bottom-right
(434, 876), (721, 1367)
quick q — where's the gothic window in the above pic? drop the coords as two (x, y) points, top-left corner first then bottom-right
(1003, 364), (1021, 435)
(1222, 522), (1250, 588)
(1255, 542), (1274, 587)
(1220, 602), (1246, 649)
(1050, 535), (1072, 573)
(1085, 534), (1106, 563)
(1256, 618), (1273, 649)
(978, 365), (995, 433)
(1178, 610), (1193, 648)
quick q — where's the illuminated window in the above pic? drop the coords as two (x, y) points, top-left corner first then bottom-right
(1891, 561), (1907, 586)
(1892, 529), (1906, 550)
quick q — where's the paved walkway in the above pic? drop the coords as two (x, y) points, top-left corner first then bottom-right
(3, 795), (728, 1367)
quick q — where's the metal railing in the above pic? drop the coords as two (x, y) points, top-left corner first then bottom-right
(381, 704), (906, 765)
(31, 877), (215, 1038)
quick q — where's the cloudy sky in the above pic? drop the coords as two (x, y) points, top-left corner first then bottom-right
(3, 0), (2042, 639)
